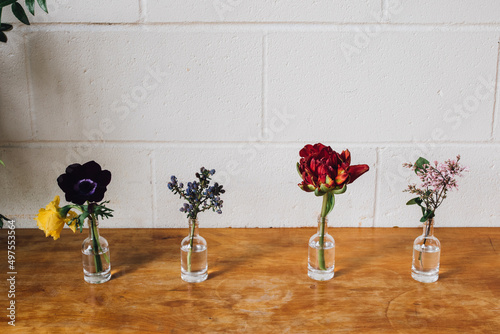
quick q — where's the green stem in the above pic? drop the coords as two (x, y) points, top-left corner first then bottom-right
(187, 220), (196, 272)
(89, 213), (104, 273)
(317, 195), (329, 271)
(418, 219), (432, 264)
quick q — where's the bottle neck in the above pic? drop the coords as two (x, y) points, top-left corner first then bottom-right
(188, 218), (200, 237)
(422, 218), (435, 237)
(317, 216), (329, 234)
(88, 218), (100, 240)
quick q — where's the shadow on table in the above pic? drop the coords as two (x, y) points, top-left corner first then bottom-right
(206, 255), (253, 281)
(110, 248), (165, 280)
(111, 253), (163, 280)
(438, 268), (459, 280)
(205, 243), (269, 281)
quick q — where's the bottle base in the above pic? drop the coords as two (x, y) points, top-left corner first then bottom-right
(181, 271), (208, 283)
(308, 266), (334, 281)
(411, 270), (439, 283)
(84, 270), (111, 284)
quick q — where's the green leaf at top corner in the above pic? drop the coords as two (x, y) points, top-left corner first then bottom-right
(36, 0), (47, 13)
(0, 0), (17, 9)
(12, 2), (30, 25)
(414, 157), (430, 174)
(26, 0), (35, 15)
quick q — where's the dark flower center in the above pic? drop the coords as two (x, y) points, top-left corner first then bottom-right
(75, 179), (97, 196)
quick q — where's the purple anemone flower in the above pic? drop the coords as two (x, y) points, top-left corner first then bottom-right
(57, 161), (111, 205)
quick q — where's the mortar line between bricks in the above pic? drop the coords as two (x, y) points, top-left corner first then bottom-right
(150, 150), (158, 227)
(491, 37), (500, 140)
(261, 33), (268, 139)
(3, 142), (500, 149)
(381, 0), (388, 22)
(23, 32), (36, 141)
(138, 0), (147, 23)
(12, 23), (500, 33)
(372, 147), (381, 228)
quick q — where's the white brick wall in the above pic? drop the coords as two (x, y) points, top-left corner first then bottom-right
(1, 1), (499, 229)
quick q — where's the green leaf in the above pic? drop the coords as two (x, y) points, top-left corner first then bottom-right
(296, 162), (302, 177)
(0, 214), (7, 228)
(0, 0), (17, 8)
(406, 197), (422, 205)
(0, 23), (13, 31)
(414, 157), (430, 174)
(78, 211), (89, 227)
(319, 183), (330, 194)
(323, 192), (335, 217)
(0, 159), (4, 167)
(12, 2), (30, 25)
(420, 209), (435, 222)
(26, 0), (34, 15)
(314, 187), (325, 197)
(36, 0), (47, 13)
(58, 205), (78, 218)
(331, 184), (347, 195)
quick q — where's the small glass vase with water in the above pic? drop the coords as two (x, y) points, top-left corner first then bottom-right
(411, 217), (441, 283)
(308, 216), (335, 281)
(81, 218), (111, 284)
(181, 218), (208, 283)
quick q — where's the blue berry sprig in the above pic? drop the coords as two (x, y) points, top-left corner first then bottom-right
(168, 167), (225, 219)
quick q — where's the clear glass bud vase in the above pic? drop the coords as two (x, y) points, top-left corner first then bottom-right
(81, 219), (111, 284)
(181, 219), (208, 283)
(411, 218), (441, 283)
(308, 216), (335, 281)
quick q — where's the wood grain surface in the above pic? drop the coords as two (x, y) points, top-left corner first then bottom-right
(1, 227), (499, 333)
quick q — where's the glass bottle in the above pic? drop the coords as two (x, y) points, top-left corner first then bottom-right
(82, 218), (111, 284)
(308, 216), (335, 281)
(181, 218), (208, 283)
(411, 218), (440, 283)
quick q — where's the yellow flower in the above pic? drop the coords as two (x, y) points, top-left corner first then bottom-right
(35, 196), (77, 240)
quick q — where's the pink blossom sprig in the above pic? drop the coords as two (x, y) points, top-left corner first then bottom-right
(403, 156), (468, 222)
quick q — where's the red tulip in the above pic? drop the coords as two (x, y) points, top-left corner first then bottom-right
(297, 143), (369, 196)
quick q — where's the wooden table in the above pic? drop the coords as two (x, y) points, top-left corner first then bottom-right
(1, 227), (499, 333)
